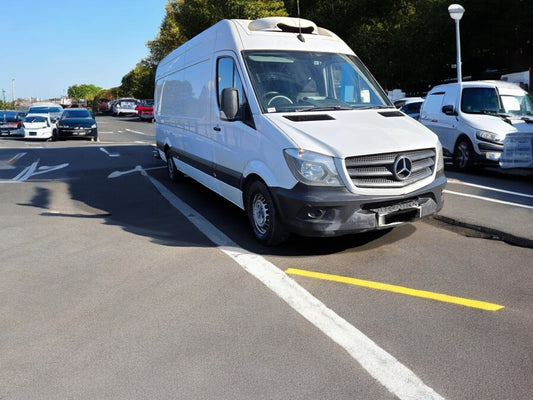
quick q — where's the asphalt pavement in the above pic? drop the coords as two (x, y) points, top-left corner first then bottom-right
(433, 169), (533, 248)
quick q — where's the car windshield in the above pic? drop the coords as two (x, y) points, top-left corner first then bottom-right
(29, 106), (62, 113)
(242, 50), (392, 113)
(1, 111), (20, 122)
(63, 109), (91, 118)
(25, 116), (47, 123)
(461, 87), (533, 116)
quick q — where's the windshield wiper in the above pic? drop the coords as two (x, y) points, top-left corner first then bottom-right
(355, 105), (395, 110)
(297, 105), (353, 112)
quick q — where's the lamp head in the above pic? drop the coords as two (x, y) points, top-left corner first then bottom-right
(448, 4), (465, 20)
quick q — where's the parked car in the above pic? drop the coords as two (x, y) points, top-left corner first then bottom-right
(136, 99), (154, 121)
(27, 102), (63, 122)
(394, 97), (424, 120)
(419, 80), (533, 170)
(56, 108), (98, 141)
(113, 98), (138, 116)
(0, 110), (24, 136)
(23, 114), (55, 140)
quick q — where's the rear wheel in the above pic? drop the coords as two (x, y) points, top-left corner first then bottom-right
(166, 150), (184, 182)
(453, 138), (474, 171)
(245, 180), (289, 246)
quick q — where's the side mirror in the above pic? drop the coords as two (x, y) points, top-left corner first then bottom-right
(442, 104), (457, 116)
(221, 88), (239, 121)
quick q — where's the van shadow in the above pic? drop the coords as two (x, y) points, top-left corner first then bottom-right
(16, 144), (417, 254)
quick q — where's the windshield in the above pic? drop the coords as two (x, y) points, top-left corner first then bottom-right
(461, 87), (533, 116)
(242, 50), (391, 113)
(63, 109), (91, 118)
(25, 116), (47, 123)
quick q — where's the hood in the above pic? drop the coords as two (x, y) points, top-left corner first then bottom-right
(459, 112), (533, 134)
(264, 110), (439, 158)
(24, 121), (48, 129)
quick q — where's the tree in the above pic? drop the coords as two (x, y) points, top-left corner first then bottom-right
(121, 61), (155, 99)
(67, 84), (103, 101)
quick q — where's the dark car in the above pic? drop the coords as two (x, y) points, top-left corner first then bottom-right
(56, 108), (98, 141)
(0, 110), (24, 137)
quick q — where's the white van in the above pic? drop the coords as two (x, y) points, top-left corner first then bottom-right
(419, 80), (533, 170)
(154, 17), (446, 245)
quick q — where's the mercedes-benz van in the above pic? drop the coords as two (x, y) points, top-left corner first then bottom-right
(154, 17), (446, 245)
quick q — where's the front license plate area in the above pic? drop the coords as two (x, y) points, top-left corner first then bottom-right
(370, 200), (421, 227)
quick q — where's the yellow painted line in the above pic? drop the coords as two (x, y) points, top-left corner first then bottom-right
(285, 268), (504, 311)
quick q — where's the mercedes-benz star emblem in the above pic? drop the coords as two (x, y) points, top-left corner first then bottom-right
(393, 155), (412, 180)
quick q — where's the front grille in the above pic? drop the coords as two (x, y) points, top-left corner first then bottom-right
(345, 148), (436, 188)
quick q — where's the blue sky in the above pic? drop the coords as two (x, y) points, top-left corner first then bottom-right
(0, 0), (169, 100)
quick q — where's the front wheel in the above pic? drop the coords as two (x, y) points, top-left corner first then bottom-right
(453, 138), (474, 171)
(245, 181), (289, 246)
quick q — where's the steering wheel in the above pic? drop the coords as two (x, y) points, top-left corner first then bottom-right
(267, 95), (294, 107)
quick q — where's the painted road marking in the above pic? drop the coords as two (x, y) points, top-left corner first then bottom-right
(134, 167), (445, 400)
(444, 189), (533, 210)
(125, 128), (151, 136)
(285, 268), (504, 311)
(447, 178), (533, 199)
(99, 147), (120, 157)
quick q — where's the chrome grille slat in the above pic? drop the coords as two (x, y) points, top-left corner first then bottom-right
(346, 148), (436, 188)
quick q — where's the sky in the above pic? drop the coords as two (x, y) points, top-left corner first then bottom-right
(0, 0), (169, 101)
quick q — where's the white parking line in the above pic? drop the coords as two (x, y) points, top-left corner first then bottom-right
(447, 178), (533, 199)
(125, 128), (151, 136)
(444, 189), (533, 210)
(137, 167), (444, 400)
(99, 147), (120, 157)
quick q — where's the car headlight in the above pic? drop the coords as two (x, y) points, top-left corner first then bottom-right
(284, 149), (343, 186)
(436, 141), (444, 172)
(91, 124), (97, 128)
(476, 130), (504, 144)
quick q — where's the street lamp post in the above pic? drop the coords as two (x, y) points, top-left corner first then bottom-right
(448, 4), (465, 83)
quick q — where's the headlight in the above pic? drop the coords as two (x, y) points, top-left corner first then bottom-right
(476, 130), (504, 144)
(91, 124), (97, 128)
(284, 149), (343, 186)
(436, 141), (444, 172)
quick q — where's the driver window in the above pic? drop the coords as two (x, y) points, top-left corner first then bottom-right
(217, 57), (245, 111)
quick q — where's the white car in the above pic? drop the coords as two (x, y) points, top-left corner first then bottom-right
(23, 114), (55, 140)
(113, 98), (138, 116)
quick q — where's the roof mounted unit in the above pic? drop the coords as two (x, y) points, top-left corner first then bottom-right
(248, 17), (318, 34)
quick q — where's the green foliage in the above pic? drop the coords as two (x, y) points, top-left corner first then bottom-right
(175, 0), (287, 39)
(287, 0), (533, 93)
(67, 84), (103, 101)
(121, 62), (155, 99)
(121, 0), (533, 97)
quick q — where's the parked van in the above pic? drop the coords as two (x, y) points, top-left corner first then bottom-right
(27, 102), (63, 122)
(419, 80), (533, 170)
(154, 17), (446, 245)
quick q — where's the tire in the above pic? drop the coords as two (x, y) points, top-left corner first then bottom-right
(166, 151), (184, 182)
(453, 138), (474, 171)
(245, 180), (289, 246)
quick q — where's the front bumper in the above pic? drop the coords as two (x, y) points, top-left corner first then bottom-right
(271, 173), (446, 237)
(57, 127), (97, 139)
